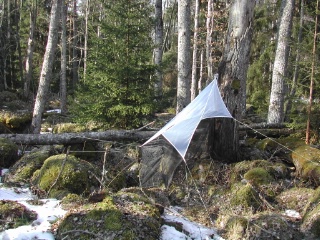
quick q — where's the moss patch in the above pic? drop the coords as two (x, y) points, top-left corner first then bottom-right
(0, 200), (37, 231)
(56, 191), (161, 239)
(0, 138), (18, 168)
(230, 184), (261, 210)
(5, 148), (52, 183)
(244, 167), (274, 186)
(276, 187), (314, 213)
(31, 154), (100, 198)
(291, 145), (320, 185)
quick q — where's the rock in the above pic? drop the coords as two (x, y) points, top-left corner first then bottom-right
(0, 138), (18, 168)
(31, 154), (101, 198)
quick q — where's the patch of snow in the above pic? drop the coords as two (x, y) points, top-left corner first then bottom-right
(0, 185), (223, 240)
(284, 209), (301, 219)
(46, 109), (61, 114)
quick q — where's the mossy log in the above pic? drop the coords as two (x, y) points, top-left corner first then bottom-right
(291, 145), (320, 185)
(0, 130), (156, 145)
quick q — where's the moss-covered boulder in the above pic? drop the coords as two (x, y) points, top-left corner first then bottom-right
(231, 160), (287, 184)
(0, 200), (37, 231)
(31, 154), (100, 198)
(0, 138), (18, 168)
(301, 187), (320, 238)
(0, 110), (32, 131)
(244, 213), (304, 239)
(291, 145), (320, 185)
(244, 167), (274, 186)
(230, 183), (262, 210)
(5, 146), (55, 184)
(276, 187), (314, 213)
(224, 216), (248, 240)
(55, 190), (162, 239)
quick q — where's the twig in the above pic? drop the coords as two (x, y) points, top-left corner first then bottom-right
(61, 229), (101, 238)
(136, 121), (155, 131)
(46, 146), (71, 198)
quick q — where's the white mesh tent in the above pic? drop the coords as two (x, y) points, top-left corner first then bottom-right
(142, 75), (232, 160)
(140, 75), (233, 187)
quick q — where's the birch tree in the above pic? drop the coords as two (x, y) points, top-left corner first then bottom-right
(31, 0), (61, 133)
(267, 0), (294, 124)
(212, 0), (255, 162)
(176, 0), (191, 113)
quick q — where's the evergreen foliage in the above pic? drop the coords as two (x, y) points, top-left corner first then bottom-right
(70, 0), (156, 129)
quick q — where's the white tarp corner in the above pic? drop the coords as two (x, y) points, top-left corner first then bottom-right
(142, 74), (233, 160)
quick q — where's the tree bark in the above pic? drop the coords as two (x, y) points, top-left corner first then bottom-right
(0, 131), (156, 145)
(267, 0), (294, 124)
(176, 0), (191, 113)
(306, 0), (319, 144)
(191, 0), (200, 101)
(83, 0), (90, 82)
(212, 0), (255, 163)
(72, 0), (79, 89)
(154, 0), (163, 99)
(60, 0), (67, 115)
(31, 0), (61, 133)
(206, 0), (214, 84)
(23, 0), (36, 100)
(284, 0), (304, 121)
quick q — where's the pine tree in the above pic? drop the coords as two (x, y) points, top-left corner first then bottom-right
(70, 0), (155, 129)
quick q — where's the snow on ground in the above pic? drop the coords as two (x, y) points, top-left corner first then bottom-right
(0, 185), (66, 240)
(0, 182), (302, 240)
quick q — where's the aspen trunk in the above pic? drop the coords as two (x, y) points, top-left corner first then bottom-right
(176, 0), (191, 113)
(191, 0), (200, 101)
(212, 0), (255, 163)
(31, 0), (61, 133)
(267, 0), (294, 124)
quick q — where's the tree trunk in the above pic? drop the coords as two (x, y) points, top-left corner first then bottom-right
(0, 130), (156, 145)
(154, 0), (163, 99)
(23, 0), (36, 100)
(60, 0), (67, 115)
(206, 0), (214, 84)
(176, 0), (191, 113)
(83, 0), (90, 82)
(72, 0), (78, 89)
(285, 0), (304, 121)
(31, 0), (61, 133)
(267, 0), (294, 124)
(212, 0), (255, 163)
(191, 0), (200, 101)
(306, 0), (319, 144)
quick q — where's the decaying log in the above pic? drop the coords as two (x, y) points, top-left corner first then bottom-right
(0, 130), (156, 145)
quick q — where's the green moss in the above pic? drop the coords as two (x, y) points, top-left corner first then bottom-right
(302, 203), (320, 237)
(276, 187), (314, 212)
(292, 145), (320, 185)
(231, 160), (275, 183)
(244, 167), (274, 185)
(230, 184), (261, 210)
(6, 150), (51, 183)
(31, 154), (100, 197)
(53, 123), (87, 133)
(225, 216), (248, 240)
(0, 200), (37, 231)
(0, 138), (18, 168)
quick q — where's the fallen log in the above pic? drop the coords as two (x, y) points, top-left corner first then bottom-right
(0, 130), (156, 145)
